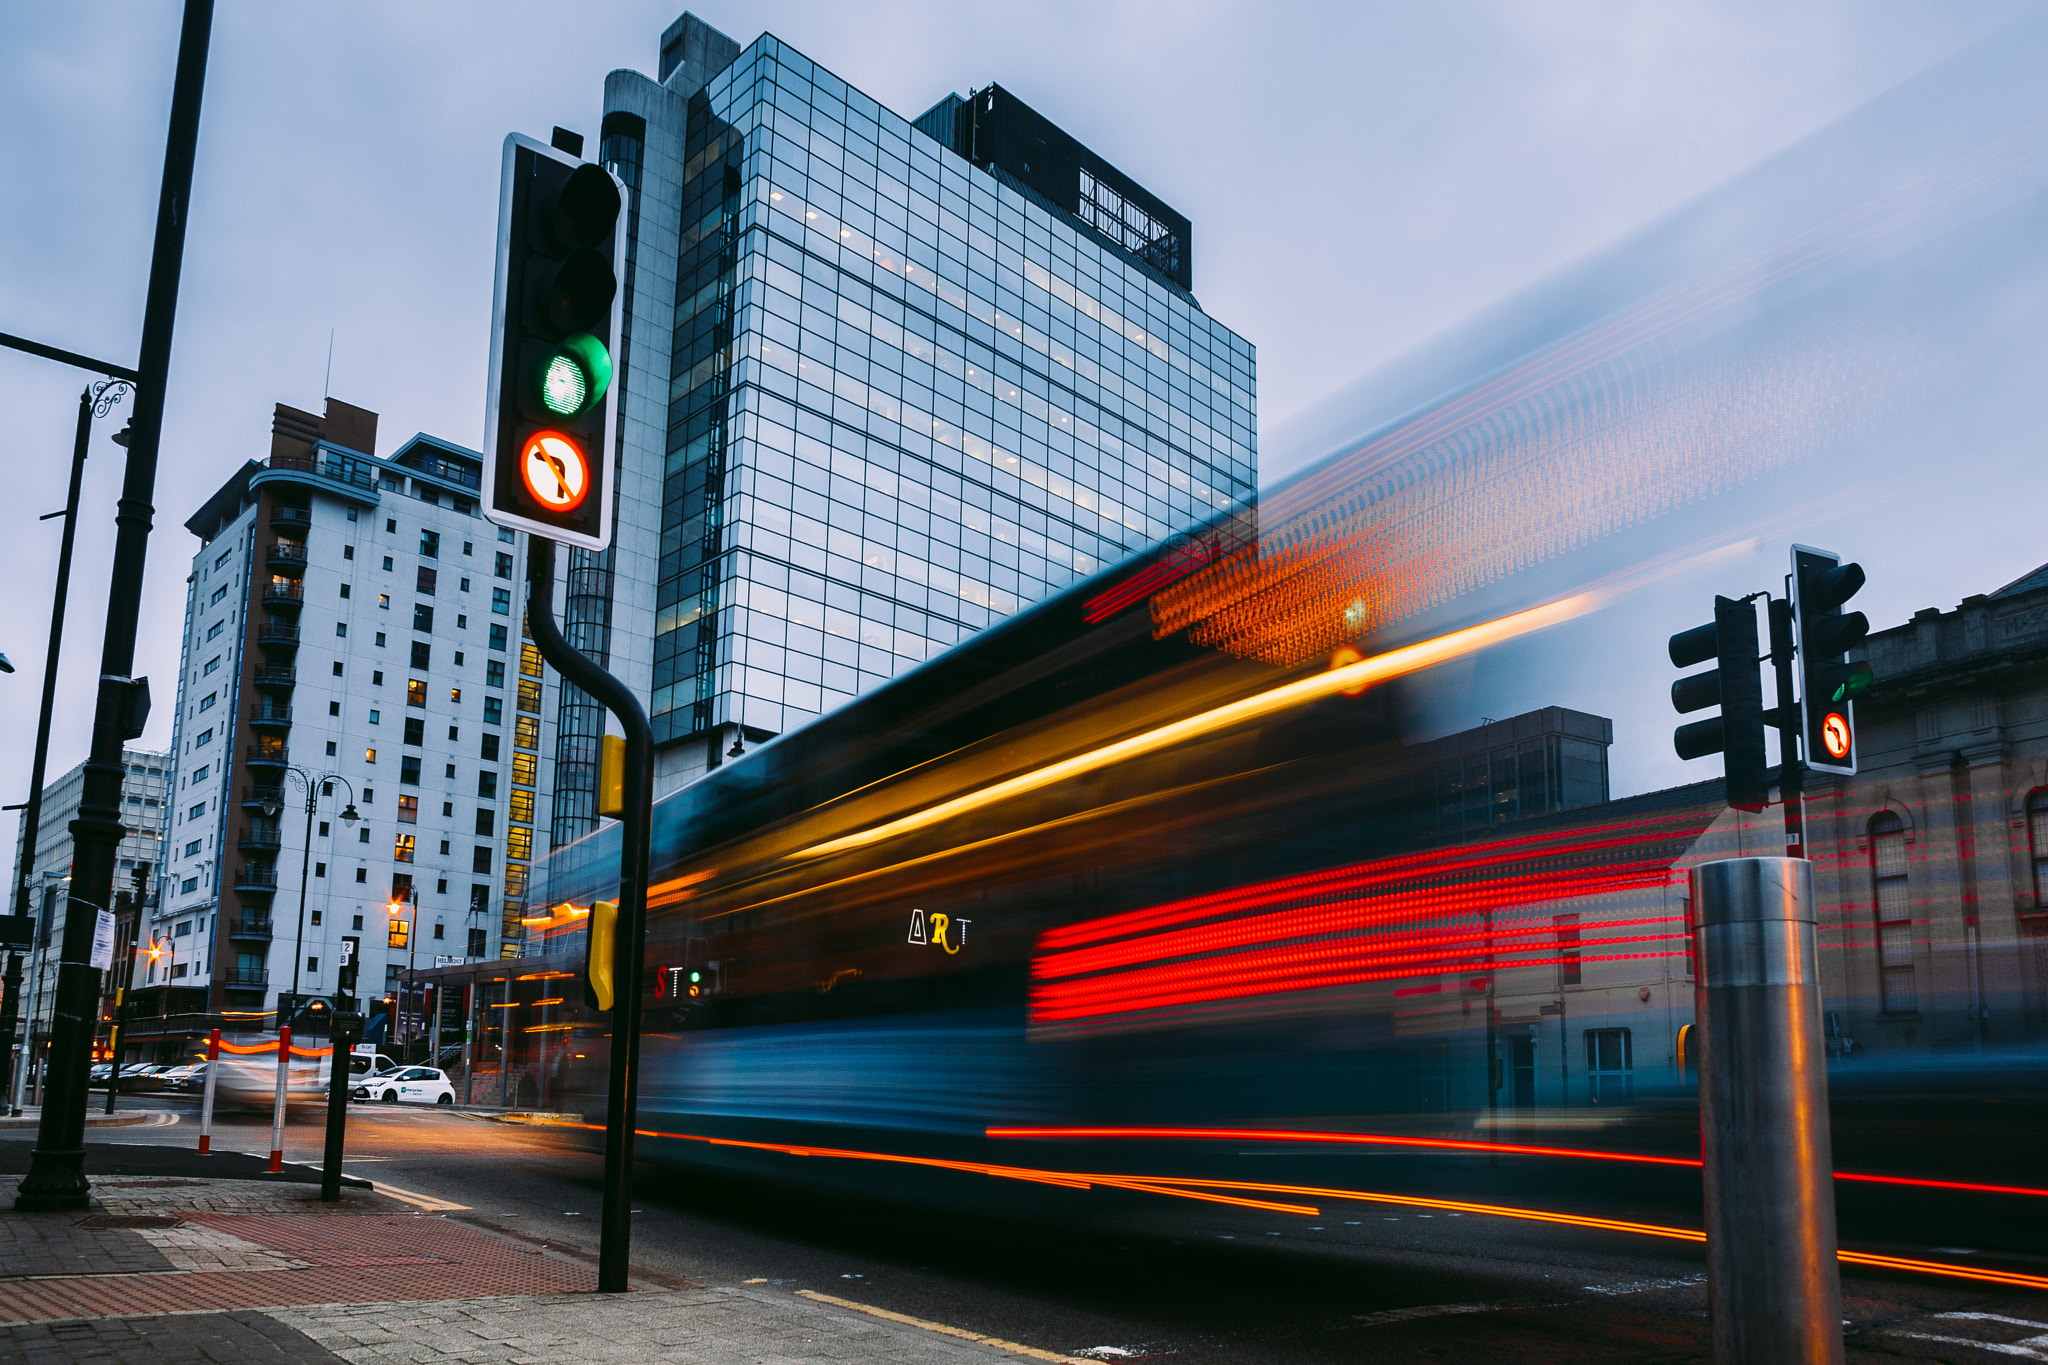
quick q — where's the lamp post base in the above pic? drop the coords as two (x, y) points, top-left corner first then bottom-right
(14, 1146), (90, 1211)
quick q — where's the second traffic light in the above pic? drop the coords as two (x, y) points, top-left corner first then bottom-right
(483, 133), (627, 550)
(1793, 545), (1870, 776)
(1670, 595), (1769, 812)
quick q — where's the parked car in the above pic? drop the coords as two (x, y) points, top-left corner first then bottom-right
(352, 1066), (455, 1105)
(158, 1063), (207, 1091)
(88, 1063), (115, 1084)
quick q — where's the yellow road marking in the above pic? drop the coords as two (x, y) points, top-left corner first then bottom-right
(368, 1179), (470, 1212)
(795, 1289), (1085, 1361)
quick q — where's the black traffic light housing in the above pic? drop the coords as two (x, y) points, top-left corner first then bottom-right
(1792, 545), (1869, 775)
(483, 133), (628, 550)
(1670, 594), (1769, 812)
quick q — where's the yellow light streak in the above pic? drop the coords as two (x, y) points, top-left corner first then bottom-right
(792, 595), (1594, 861)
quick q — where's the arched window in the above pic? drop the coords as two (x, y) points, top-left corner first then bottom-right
(1870, 812), (1915, 1013)
(2029, 790), (2048, 907)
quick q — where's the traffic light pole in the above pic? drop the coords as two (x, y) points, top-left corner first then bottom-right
(525, 536), (652, 1292)
(1768, 594), (1806, 860)
(15, 0), (214, 1212)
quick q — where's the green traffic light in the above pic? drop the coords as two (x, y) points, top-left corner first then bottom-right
(1830, 660), (1874, 704)
(689, 970), (701, 983)
(532, 332), (614, 417)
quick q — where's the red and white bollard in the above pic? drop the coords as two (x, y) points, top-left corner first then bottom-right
(267, 1025), (291, 1173)
(197, 1028), (221, 1155)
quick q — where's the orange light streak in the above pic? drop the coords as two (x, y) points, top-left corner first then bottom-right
(791, 595), (1595, 862)
(555, 1123), (2048, 1292)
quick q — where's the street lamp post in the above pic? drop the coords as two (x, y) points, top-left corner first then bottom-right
(262, 769), (358, 1010)
(386, 887), (418, 1061)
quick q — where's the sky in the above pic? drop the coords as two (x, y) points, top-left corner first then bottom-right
(0, 0), (2033, 832)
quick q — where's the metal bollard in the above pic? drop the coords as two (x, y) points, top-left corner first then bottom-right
(1694, 856), (1843, 1365)
(197, 1028), (220, 1154)
(267, 1025), (291, 1174)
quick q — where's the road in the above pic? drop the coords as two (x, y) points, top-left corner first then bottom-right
(57, 1091), (2048, 1363)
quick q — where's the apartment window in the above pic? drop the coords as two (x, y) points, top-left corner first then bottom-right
(411, 642), (432, 670)
(403, 717), (425, 746)
(506, 826), (533, 861)
(520, 643), (542, 678)
(483, 697), (502, 725)
(382, 555), (393, 570)
(378, 594), (390, 610)
(343, 545), (354, 560)
(314, 865), (325, 880)
(400, 755), (422, 785)
(335, 623), (348, 638)
(215, 548), (232, 569)
(394, 834), (414, 863)
(198, 692), (216, 712)
(386, 518), (397, 533)
(455, 614), (467, 629)
(498, 526), (514, 542)
(207, 620), (223, 640)
(413, 605), (434, 634)
(375, 632), (387, 647)
(517, 679), (542, 713)
(450, 687), (461, 703)
(188, 802), (204, 819)
(192, 764), (209, 782)
(180, 876), (198, 894)
(1871, 812), (1916, 1013)
(203, 655), (221, 676)
(480, 734), (500, 761)
(334, 662), (345, 677)
(365, 747), (377, 764)
(326, 741), (337, 755)
(372, 670), (384, 686)
(512, 754), (536, 787)
(477, 771), (498, 799)
(1584, 1029), (1633, 1104)
(452, 651), (464, 666)
(397, 795), (418, 824)
(210, 584), (228, 605)
(183, 839), (201, 857)
(408, 679), (427, 707)
(416, 567), (437, 597)
(459, 578), (470, 593)
(485, 660), (505, 688)
(367, 709), (379, 725)
(472, 847), (493, 873)
(489, 624), (507, 651)
(491, 588), (511, 615)
(1556, 913), (1581, 987)
(514, 717), (539, 751)
(447, 725), (460, 741)
(468, 927), (489, 957)
(363, 787), (374, 803)
(329, 701), (341, 717)
(508, 789), (534, 825)
(194, 728), (213, 748)
(356, 868), (367, 883)
(494, 552), (513, 580)
(475, 809), (495, 836)
(339, 583), (351, 600)
(420, 529), (440, 558)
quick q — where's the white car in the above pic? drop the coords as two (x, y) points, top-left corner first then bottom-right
(352, 1065), (456, 1105)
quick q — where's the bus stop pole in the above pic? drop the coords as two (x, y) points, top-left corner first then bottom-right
(1693, 856), (1843, 1365)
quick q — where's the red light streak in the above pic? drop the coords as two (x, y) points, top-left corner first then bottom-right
(984, 1126), (2048, 1201)
(557, 1121), (2048, 1292)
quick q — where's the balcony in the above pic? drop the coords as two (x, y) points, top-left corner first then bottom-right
(222, 968), (269, 995)
(251, 666), (296, 691)
(242, 784), (285, 811)
(266, 540), (308, 576)
(232, 864), (279, 894)
(261, 579), (304, 612)
(249, 704), (292, 733)
(257, 622), (300, 651)
(244, 744), (288, 772)
(227, 914), (274, 944)
(270, 504), (312, 534)
(238, 823), (283, 853)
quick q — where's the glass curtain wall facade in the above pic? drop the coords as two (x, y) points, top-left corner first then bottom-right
(625, 24), (1257, 753)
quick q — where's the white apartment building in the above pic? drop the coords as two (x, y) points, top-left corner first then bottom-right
(138, 399), (555, 1051)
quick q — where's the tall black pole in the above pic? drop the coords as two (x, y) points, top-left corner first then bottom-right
(526, 537), (652, 1293)
(291, 775), (315, 997)
(16, 0), (214, 1211)
(0, 387), (100, 1112)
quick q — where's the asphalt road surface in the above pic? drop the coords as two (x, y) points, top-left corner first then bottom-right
(37, 1092), (2048, 1363)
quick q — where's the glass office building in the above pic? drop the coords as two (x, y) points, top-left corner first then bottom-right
(566, 13), (1256, 828)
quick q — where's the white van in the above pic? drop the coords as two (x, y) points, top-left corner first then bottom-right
(348, 1045), (397, 1077)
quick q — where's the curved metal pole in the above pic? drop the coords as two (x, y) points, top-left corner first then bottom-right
(525, 536), (651, 1294)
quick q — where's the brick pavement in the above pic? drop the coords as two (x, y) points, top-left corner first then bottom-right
(0, 1167), (1068, 1363)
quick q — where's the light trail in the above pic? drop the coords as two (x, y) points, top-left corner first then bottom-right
(790, 594), (1595, 861)
(561, 1121), (2048, 1292)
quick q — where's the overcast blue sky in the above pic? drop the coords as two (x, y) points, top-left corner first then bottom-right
(0, 1), (2031, 813)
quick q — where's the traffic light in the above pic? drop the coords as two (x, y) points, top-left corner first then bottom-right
(584, 900), (618, 1011)
(1792, 545), (1870, 775)
(1669, 594), (1769, 812)
(336, 937), (359, 1011)
(483, 133), (627, 550)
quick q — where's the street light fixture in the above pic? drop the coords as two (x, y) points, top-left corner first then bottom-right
(263, 767), (358, 1019)
(386, 884), (418, 1060)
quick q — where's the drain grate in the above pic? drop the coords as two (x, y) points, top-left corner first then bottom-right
(77, 1214), (185, 1229)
